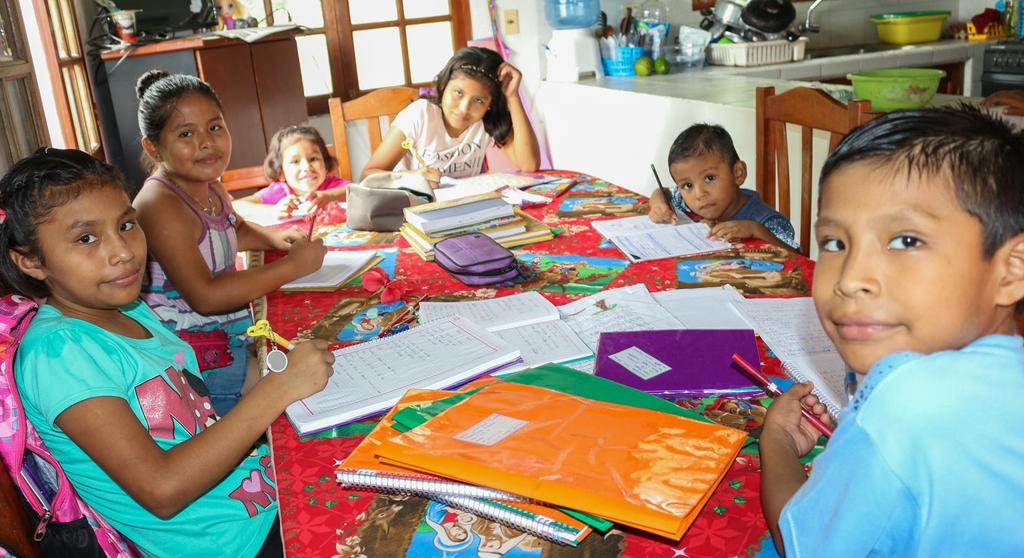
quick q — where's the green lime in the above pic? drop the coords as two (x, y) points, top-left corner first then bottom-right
(634, 55), (654, 77)
(654, 56), (670, 74)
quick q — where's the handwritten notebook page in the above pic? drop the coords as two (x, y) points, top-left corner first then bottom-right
(492, 320), (592, 372)
(280, 250), (378, 291)
(557, 285), (684, 372)
(286, 315), (521, 434)
(591, 214), (693, 238)
(417, 291), (559, 332)
(611, 223), (732, 263)
(651, 286), (751, 329)
(731, 297), (846, 414)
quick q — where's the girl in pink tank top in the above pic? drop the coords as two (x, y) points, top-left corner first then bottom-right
(132, 70), (327, 415)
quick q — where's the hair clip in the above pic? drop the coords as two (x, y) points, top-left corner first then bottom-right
(455, 64), (498, 82)
(0, 209), (6, 225)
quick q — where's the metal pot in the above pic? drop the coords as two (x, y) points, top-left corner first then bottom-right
(741, 0), (796, 34)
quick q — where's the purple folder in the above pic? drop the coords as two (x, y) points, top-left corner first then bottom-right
(594, 329), (761, 397)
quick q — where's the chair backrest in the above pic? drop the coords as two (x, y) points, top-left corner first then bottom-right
(755, 86), (878, 255)
(328, 87), (420, 180)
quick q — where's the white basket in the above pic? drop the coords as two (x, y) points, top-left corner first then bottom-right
(707, 37), (808, 67)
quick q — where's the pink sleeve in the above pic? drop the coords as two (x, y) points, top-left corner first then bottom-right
(254, 182), (292, 204)
(318, 175), (351, 192)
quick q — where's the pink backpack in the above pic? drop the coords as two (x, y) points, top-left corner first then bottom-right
(0, 294), (138, 557)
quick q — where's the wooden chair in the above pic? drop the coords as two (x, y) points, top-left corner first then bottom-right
(0, 463), (42, 558)
(328, 87), (420, 180)
(755, 86), (878, 255)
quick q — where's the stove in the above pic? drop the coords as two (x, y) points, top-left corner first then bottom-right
(983, 39), (1024, 95)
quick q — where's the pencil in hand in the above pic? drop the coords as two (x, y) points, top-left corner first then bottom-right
(731, 353), (834, 438)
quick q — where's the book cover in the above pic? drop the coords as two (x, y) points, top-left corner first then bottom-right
(337, 389), (593, 545)
(374, 381), (747, 539)
(594, 329), (760, 397)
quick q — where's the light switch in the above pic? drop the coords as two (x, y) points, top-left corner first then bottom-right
(504, 9), (519, 35)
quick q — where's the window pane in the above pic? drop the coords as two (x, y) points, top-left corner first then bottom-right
(73, 64), (99, 150)
(295, 33), (332, 97)
(353, 27), (405, 90)
(0, 1), (22, 61)
(272, 0), (323, 28)
(406, 22), (452, 84)
(348, 0), (397, 25)
(59, 0), (79, 57)
(46, 1), (67, 59)
(3, 78), (43, 160)
(403, 0), (449, 19)
(62, 67), (84, 148)
(247, 0), (267, 24)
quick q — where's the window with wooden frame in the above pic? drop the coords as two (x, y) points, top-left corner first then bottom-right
(0, 0), (48, 175)
(248, 0), (471, 114)
(33, 0), (101, 155)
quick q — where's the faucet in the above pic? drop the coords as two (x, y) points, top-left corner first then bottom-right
(799, 0), (824, 33)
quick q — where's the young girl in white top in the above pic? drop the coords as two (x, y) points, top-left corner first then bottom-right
(362, 47), (541, 187)
(132, 70), (327, 416)
(1, 148), (334, 557)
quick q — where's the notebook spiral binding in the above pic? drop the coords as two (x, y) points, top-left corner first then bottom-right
(337, 470), (584, 545)
(780, 360), (841, 418)
(337, 469), (530, 502)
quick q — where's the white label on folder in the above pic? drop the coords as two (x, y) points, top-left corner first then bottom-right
(454, 413), (528, 446)
(608, 346), (671, 380)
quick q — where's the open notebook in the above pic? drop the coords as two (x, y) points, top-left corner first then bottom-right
(280, 250), (379, 292)
(730, 297), (848, 416)
(591, 216), (731, 263)
(285, 315), (522, 435)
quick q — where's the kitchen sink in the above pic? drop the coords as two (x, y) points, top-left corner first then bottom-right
(804, 43), (912, 59)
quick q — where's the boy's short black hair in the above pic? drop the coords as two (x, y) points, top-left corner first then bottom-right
(667, 124), (741, 167)
(820, 104), (1024, 260)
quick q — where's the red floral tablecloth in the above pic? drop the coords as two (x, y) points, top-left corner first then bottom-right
(258, 172), (815, 557)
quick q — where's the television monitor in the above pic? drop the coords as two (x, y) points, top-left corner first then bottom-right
(112, 0), (217, 38)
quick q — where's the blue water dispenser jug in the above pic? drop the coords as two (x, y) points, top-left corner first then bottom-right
(544, 0), (600, 29)
(544, 0), (602, 81)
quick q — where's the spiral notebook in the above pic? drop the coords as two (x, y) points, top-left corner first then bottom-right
(730, 297), (847, 416)
(285, 315), (523, 435)
(336, 389), (592, 545)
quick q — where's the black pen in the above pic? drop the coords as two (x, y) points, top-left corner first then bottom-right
(650, 164), (673, 206)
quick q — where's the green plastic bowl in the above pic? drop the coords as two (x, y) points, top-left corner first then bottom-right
(846, 68), (946, 111)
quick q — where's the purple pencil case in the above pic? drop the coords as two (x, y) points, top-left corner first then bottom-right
(434, 233), (520, 286)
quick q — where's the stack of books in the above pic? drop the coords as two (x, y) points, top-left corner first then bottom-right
(399, 192), (553, 261)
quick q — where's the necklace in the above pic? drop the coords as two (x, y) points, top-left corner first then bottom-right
(184, 186), (218, 216)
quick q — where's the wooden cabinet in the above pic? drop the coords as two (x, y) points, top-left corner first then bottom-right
(98, 33), (307, 193)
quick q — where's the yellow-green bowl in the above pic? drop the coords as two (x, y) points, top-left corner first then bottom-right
(846, 68), (945, 111)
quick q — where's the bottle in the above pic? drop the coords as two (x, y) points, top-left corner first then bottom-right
(638, 0), (669, 28)
(543, 0), (600, 30)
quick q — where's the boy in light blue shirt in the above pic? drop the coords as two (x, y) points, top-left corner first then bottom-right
(760, 106), (1024, 556)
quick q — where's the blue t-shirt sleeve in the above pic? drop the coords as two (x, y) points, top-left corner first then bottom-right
(761, 214), (798, 251)
(16, 327), (130, 426)
(779, 423), (915, 557)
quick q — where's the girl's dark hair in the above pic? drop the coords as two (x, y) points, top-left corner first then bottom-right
(0, 148), (127, 298)
(428, 47), (513, 147)
(136, 69), (223, 170)
(667, 124), (740, 167)
(263, 125), (337, 182)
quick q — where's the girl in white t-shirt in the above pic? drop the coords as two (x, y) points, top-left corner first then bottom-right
(362, 47), (540, 187)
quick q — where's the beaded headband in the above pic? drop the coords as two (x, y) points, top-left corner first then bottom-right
(454, 64), (498, 84)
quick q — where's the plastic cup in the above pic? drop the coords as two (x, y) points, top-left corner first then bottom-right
(111, 10), (139, 43)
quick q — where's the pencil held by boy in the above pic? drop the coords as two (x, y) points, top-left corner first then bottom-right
(0, 148), (335, 556)
(360, 46), (541, 189)
(238, 124), (348, 219)
(760, 106), (1024, 556)
(648, 124), (798, 251)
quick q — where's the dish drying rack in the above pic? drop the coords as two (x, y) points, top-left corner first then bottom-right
(707, 37), (808, 67)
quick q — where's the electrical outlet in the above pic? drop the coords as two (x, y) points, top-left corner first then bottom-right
(504, 9), (519, 35)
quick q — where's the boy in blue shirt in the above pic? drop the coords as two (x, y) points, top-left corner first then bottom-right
(761, 106), (1024, 556)
(648, 124), (798, 251)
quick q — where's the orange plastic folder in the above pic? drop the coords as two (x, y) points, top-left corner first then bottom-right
(337, 389), (592, 545)
(374, 382), (747, 539)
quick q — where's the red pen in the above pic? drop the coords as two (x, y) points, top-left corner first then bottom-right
(731, 353), (834, 438)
